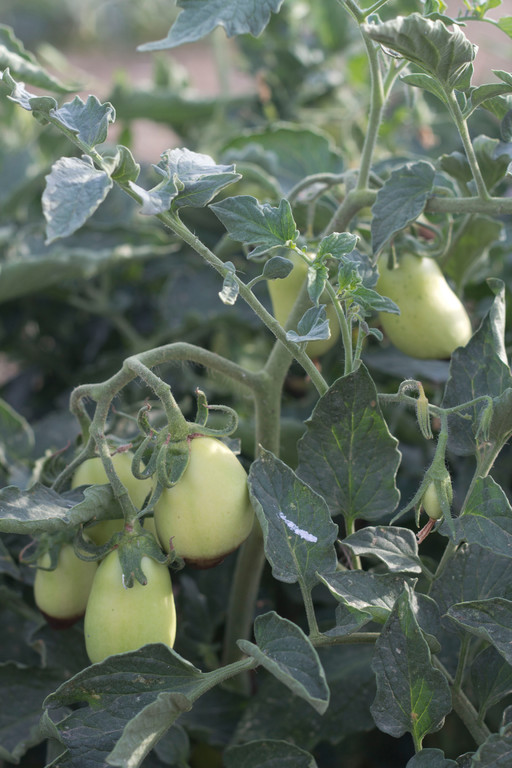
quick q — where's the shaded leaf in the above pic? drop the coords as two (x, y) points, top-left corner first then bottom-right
(371, 161), (436, 255)
(443, 215), (502, 290)
(319, 571), (414, 623)
(471, 646), (512, 718)
(450, 476), (512, 559)
(210, 196), (298, 258)
(401, 73), (448, 104)
(263, 255), (294, 280)
(442, 280), (512, 456)
(138, 0), (285, 50)
(343, 526), (423, 574)
(371, 585), (452, 743)
(447, 598), (512, 666)
(238, 612), (330, 715)
(406, 748), (457, 767)
(469, 721), (512, 766)
(297, 366), (401, 525)
(42, 156), (113, 243)
(248, 449), (338, 592)
(286, 305), (330, 343)
(0, 26), (70, 93)
(225, 739), (318, 768)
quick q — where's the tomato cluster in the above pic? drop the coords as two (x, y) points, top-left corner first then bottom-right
(33, 438), (254, 664)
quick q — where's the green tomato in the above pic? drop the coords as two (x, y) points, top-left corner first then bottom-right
(84, 550), (176, 664)
(422, 481), (443, 520)
(72, 452), (152, 545)
(154, 436), (255, 568)
(34, 543), (98, 629)
(376, 253), (472, 359)
(267, 251), (340, 358)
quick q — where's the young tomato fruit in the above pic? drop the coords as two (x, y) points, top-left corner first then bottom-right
(154, 436), (255, 568)
(422, 481), (443, 520)
(267, 251), (340, 357)
(84, 550), (176, 664)
(72, 451), (152, 545)
(376, 253), (472, 359)
(34, 544), (98, 629)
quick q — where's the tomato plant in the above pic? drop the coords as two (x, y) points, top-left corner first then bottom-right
(0, 1), (512, 767)
(154, 436), (255, 567)
(84, 549), (177, 664)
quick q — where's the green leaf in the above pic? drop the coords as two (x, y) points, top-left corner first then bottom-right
(363, 14), (476, 89)
(52, 96), (116, 149)
(371, 585), (452, 744)
(442, 280), (512, 456)
(450, 476), (512, 558)
(319, 571), (415, 624)
(317, 232), (359, 261)
(442, 215), (503, 290)
(263, 255), (294, 280)
(222, 125), (343, 195)
(473, 135), (512, 191)
(343, 526), (423, 574)
(471, 646), (512, 718)
(2, 69), (57, 114)
(286, 305), (330, 344)
(138, 0), (285, 50)
(0, 398), (34, 464)
(297, 365), (401, 526)
(470, 721), (512, 765)
(401, 73), (448, 104)
(405, 749), (457, 767)
(210, 196), (298, 258)
(497, 17), (512, 39)
(225, 740), (318, 768)
(43, 645), (223, 768)
(248, 449), (338, 592)
(158, 148), (240, 209)
(446, 598), (512, 665)
(0, 662), (65, 763)
(439, 150), (472, 185)
(233, 645), (376, 750)
(468, 81), (512, 112)
(237, 612), (330, 715)
(351, 285), (400, 315)
(434, 543), (512, 626)
(0, 25), (70, 93)
(42, 156), (113, 243)
(110, 145), (140, 185)
(371, 161), (436, 254)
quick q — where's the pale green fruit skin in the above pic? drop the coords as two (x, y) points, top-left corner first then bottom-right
(72, 452), (152, 545)
(84, 551), (176, 664)
(376, 253), (472, 359)
(154, 436), (254, 567)
(34, 544), (97, 622)
(267, 251), (340, 358)
(423, 482), (443, 520)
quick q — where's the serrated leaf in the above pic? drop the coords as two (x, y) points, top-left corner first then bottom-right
(297, 365), (401, 525)
(0, 25), (70, 93)
(318, 232), (359, 260)
(238, 612), (330, 715)
(2, 68), (57, 113)
(371, 161), (436, 254)
(446, 598), (512, 665)
(363, 14), (476, 89)
(248, 449), (338, 592)
(263, 255), (294, 279)
(405, 748), (457, 767)
(225, 739), (318, 768)
(351, 284), (400, 314)
(286, 305), (330, 343)
(319, 571), (414, 624)
(51, 95), (116, 149)
(371, 584), (452, 743)
(343, 526), (423, 573)
(442, 280), (512, 456)
(42, 156), (113, 243)
(138, 0), (285, 50)
(157, 148), (240, 209)
(210, 196), (298, 258)
(450, 476), (512, 558)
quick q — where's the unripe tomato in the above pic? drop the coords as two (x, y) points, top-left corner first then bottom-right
(154, 436), (254, 568)
(84, 550), (176, 664)
(267, 251), (340, 357)
(376, 253), (472, 359)
(34, 543), (98, 629)
(72, 452), (152, 545)
(422, 481), (443, 520)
